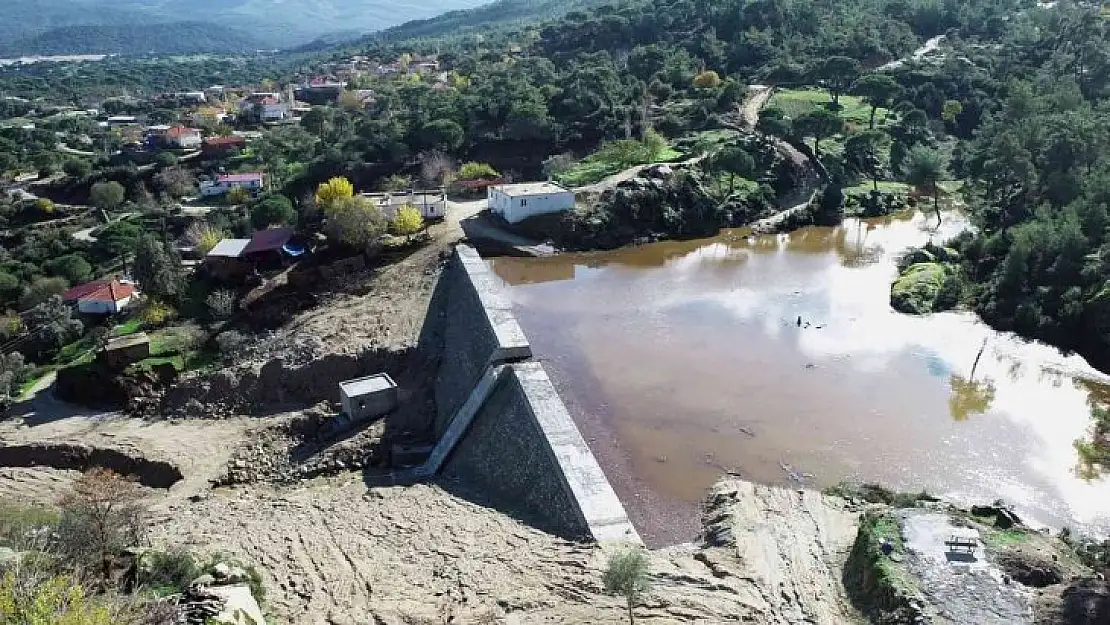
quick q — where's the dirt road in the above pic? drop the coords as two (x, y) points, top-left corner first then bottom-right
(148, 476), (862, 624)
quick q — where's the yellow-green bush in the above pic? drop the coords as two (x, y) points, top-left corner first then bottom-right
(0, 573), (112, 625)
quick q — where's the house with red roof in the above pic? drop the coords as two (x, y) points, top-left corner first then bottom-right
(202, 136), (247, 157)
(162, 125), (202, 149)
(61, 279), (138, 315)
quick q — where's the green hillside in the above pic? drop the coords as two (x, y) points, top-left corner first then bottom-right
(0, 22), (267, 56)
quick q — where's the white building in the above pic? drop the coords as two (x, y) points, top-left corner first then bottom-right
(487, 182), (575, 223)
(61, 279), (138, 315)
(361, 189), (447, 220)
(200, 172), (265, 197)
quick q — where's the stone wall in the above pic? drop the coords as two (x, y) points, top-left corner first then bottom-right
(430, 245), (638, 544)
(433, 245), (530, 436)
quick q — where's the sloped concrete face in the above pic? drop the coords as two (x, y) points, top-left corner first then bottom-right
(434, 245), (531, 436)
(430, 244), (639, 545)
(509, 362), (640, 544)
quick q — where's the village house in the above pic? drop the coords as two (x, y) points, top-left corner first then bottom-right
(62, 279), (138, 315)
(360, 188), (447, 221)
(202, 136), (247, 157)
(295, 77), (346, 104)
(487, 182), (576, 223)
(161, 125), (202, 149)
(200, 172), (265, 197)
(238, 93), (288, 122)
(203, 228), (295, 281)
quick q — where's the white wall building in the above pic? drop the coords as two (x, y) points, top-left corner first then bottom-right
(361, 189), (447, 220)
(487, 182), (575, 223)
(200, 172), (265, 197)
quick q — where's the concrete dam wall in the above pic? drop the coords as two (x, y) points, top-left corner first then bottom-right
(424, 245), (640, 545)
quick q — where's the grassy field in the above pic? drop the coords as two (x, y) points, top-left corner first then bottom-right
(769, 88), (895, 129)
(556, 141), (683, 188)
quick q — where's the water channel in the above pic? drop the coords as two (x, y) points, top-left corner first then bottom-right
(488, 210), (1110, 547)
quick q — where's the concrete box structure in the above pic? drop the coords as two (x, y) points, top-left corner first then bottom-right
(488, 182), (575, 224)
(339, 373), (399, 423)
(101, 332), (151, 368)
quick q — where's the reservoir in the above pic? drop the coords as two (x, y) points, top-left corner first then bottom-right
(488, 210), (1110, 547)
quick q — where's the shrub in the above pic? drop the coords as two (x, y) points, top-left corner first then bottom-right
(603, 547), (651, 624)
(225, 186), (251, 206)
(215, 330), (250, 359)
(205, 290), (237, 320)
(392, 204), (424, 238)
(456, 162), (499, 181)
(184, 222), (225, 255)
(0, 572), (113, 625)
(35, 198), (55, 214)
(692, 70), (722, 88)
(0, 502), (59, 550)
(136, 549), (198, 596)
(323, 196), (387, 249)
(138, 301), (177, 328)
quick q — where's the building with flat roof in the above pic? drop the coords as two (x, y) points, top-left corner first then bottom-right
(488, 182), (575, 224)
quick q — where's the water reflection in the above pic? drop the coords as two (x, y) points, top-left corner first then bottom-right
(489, 210), (1110, 543)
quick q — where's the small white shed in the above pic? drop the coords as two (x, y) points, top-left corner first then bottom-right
(339, 373), (399, 424)
(488, 182), (575, 224)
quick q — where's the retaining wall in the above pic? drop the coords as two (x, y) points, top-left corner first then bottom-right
(429, 245), (639, 544)
(433, 245), (531, 436)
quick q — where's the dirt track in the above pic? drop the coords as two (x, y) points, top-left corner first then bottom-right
(148, 476), (862, 624)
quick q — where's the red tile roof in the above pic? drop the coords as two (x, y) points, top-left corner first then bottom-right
(62, 280), (136, 303)
(165, 125), (200, 138)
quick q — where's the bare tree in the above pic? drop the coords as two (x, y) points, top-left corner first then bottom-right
(56, 468), (148, 584)
(420, 151), (457, 188)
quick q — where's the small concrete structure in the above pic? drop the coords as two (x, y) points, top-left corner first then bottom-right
(339, 373), (398, 423)
(488, 182), (575, 223)
(101, 332), (150, 368)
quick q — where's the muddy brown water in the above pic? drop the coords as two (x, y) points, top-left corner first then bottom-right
(487, 210), (1110, 547)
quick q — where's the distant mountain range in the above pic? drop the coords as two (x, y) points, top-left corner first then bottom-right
(0, 0), (495, 54)
(0, 22), (267, 56)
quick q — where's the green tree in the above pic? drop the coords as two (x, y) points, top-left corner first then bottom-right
(88, 181), (125, 211)
(794, 109), (844, 158)
(19, 277), (69, 311)
(904, 145), (947, 224)
(44, 254), (93, 285)
(154, 151), (178, 168)
(226, 185), (252, 206)
(817, 56), (860, 109)
(757, 107), (792, 138)
(942, 99), (964, 123)
(62, 158), (91, 179)
(709, 145), (756, 197)
(603, 547), (651, 625)
(132, 235), (183, 303)
(420, 119), (465, 151)
(324, 196), (388, 249)
(0, 272), (20, 306)
(96, 221), (141, 259)
(844, 130), (890, 191)
(301, 107), (331, 137)
(852, 74), (901, 129)
(250, 194), (296, 229)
